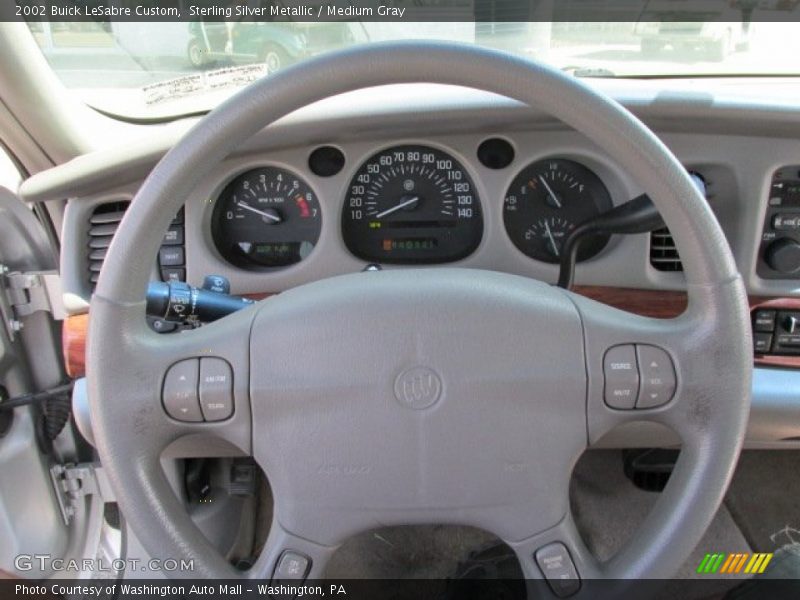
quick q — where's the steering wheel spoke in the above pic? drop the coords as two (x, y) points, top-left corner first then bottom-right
(92, 297), (255, 454)
(248, 520), (337, 581)
(498, 512), (602, 598)
(88, 295), (255, 509)
(567, 281), (750, 453)
(153, 313), (255, 453)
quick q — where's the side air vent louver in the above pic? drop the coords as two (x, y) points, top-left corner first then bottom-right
(649, 227), (683, 272)
(649, 169), (710, 273)
(87, 201), (129, 289)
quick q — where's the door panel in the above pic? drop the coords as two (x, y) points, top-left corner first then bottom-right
(0, 186), (68, 578)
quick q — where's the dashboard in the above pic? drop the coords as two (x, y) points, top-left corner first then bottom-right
(18, 80), (800, 447)
(206, 141), (618, 272)
(208, 141), (619, 272)
(52, 127), (759, 301)
(26, 81), (800, 307)
(55, 127), (726, 301)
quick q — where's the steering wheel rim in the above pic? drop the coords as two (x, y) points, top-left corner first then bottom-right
(87, 41), (751, 584)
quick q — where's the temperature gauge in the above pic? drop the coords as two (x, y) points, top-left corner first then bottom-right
(524, 216), (575, 259)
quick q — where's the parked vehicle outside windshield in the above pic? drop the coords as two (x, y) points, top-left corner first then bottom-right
(27, 19), (800, 119)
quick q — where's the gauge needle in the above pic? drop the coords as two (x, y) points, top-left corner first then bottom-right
(237, 201), (281, 223)
(544, 219), (560, 257)
(375, 196), (419, 220)
(538, 175), (562, 208)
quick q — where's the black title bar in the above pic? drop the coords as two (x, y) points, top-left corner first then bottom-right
(2, 0), (800, 23)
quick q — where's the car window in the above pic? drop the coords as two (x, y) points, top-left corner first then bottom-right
(0, 145), (21, 191)
(25, 17), (800, 120)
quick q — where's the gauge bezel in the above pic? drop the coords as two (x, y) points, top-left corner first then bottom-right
(210, 164), (323, 271)
(340, 142), (485, 265)
(182, 137), (633, 297)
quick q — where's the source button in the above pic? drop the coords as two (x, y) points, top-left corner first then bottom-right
(603, 344), (639, 410)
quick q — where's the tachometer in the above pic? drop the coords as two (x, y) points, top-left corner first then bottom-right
(342, 145), (483, 264)
(503, 158), (613, 263)
(211, 166), (321, 269)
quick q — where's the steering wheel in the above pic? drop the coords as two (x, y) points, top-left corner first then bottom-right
(87, 42), (751, 586)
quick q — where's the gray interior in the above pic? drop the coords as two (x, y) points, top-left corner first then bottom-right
(320, 450), (756, 591)
(35, 73), (800, 451)
(41, 80), (800, 450)
(83, 42), (751, 585)
(0, 18), (798, 594)
(31, 94), (800, 310)
(0, 187), (70, 579)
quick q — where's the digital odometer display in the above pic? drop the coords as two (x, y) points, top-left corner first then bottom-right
(342, 145), (483, 264)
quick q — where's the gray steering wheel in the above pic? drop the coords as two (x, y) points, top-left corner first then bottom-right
(87, 42), (752, 585)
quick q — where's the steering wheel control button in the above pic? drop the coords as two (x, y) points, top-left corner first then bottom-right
(603, 345), (639, 409)
(635, 345), (676, 409)
(273, 550), (311, 582)
(163, 359), (202, 422)
(198, 358), (233, 421)
(535, 542), (581, 598)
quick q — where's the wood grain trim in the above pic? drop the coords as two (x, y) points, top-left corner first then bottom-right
(61, 287), (800, 378)
(61, 293), (274, 379)
(573, 285), (687, 318)
(753, 355), (800, 368)
(749, 296), (800, 311)
(573, 288), (800, 369)
(63, 313), (88, 379)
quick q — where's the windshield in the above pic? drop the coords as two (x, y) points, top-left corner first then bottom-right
(28, 18), (800, 120)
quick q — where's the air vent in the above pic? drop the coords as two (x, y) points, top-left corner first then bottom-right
(650, 169), (708, 273)
(649, 227), (683, 272)
(87, 201), (129, 289)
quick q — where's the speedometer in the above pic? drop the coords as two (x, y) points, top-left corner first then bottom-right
(342, 145), (483, 264)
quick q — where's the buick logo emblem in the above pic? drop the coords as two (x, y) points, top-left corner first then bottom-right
(394, 366), (442, 410)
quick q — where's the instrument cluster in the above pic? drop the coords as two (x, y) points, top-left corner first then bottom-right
(209, 139), (617, 271)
